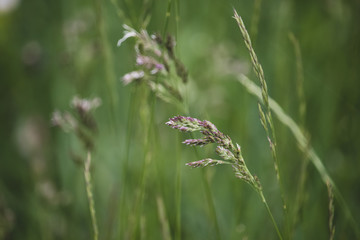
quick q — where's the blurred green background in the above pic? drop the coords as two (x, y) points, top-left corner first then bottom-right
(1, 0), (360, 239)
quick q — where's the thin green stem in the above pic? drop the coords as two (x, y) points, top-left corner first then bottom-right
(288, 32), (309, 236)
(119, 86), (138, 238)
(288, 32), (306, 127)
(163, 0), (173, 40)
(129, 88), (157, 240)
(191, 145), (222, 240)
(175, 131), (182, 240)
(84, 151), (99, 240)
(250, 0), (262, 42)
(174, 0), (180, 42)
(92, 0), (118, 131)
(259, 191), (283, 240)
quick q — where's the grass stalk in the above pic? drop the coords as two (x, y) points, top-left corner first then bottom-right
(156, 196), (172, 240)
(288, 33), (306, 126)
(191, 145), (222, 240)
(238, 74), (360, 238)
(288, 32), (310, 236)
(174, 0), (180, 41)
(175, 131), (182, 240)
(92, 0), (118, 129)
(233, 10), (289, 234)
(128, 89), (157, 240)
(258, 191), (283, 240)
(163, 0), (173, 40)
(110, 0), (131, 26)
(250, 0), (262, 42)
(119, 86), (138, 237)
(84, 151), (99, 240)
(327, 181), (336, 240)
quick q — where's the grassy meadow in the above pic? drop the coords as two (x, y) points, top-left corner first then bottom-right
(1, 0), (360, 239)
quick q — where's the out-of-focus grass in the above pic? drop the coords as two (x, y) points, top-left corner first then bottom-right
(1, 0), (360, 239)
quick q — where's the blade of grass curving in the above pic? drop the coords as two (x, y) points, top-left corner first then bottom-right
(238, 74), (360, 238)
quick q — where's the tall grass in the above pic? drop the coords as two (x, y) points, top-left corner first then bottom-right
(5, 0), (360, 239)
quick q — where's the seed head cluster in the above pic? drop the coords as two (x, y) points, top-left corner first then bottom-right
(166, 115), (261, 190)
(52, 96), (101, 153)
(117, 25), (188, 107)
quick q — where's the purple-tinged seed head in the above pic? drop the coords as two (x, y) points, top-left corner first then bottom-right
(183, 138), (208, 147)
(166, 116), (205, 132)
(186, 158), (227, 168)
(122, 70), (145, 85)
(179, 126), (189, 131)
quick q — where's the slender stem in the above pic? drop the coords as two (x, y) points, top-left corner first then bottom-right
(259, 191), (283, 240)
(175, 131), (182, 240)
(288, 32), (308, 236)
(84, 151), (99, 240)
(250, 0), (262, 42)
(174, 0), (180, 41)
(129, 88), (157, 240)
(327, 181), (335, 240)
(162, 0), (173, 39)
(92, 0), (118, 132)
(191, 145), (222, 240)
(119, 86), (138, 237)
(201, 169), (222, 240)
